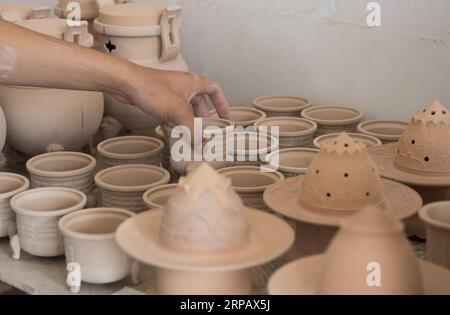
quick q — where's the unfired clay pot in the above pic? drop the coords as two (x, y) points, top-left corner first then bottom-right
(218, 166), (284, 211)
(301, 106), (364, 136)
(358, 120), (408, 143)
(209, 107), (266, 129)
(0, 3), (46, 22)
(97, 136), (163, 168)
(116, 163), (294, 294)
(419, 201), (450, 270)
(155, 125), (170, 168)
(59, 207), (134, 293)
(264, 133), (422, 258)
(229, 132), (279, 166)
(94, 2), (188, 133)
(252, 96), (312, 118)
(10, 187), (87, 258)
(0, 173), (29, 238)
(268, 205), (450, 295)
(95, 164), (170, 212)
(265, 148), (319, 177)
(143, 184), (178, 209)
(254, 117), (317, 149)
(313, 132), (381, 149)
(0, 17), (103, 156)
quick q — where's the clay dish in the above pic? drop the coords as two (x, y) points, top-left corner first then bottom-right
(229, 132), (279, 166)
(252, 96), (312, 117)
(95, 164), (170, 213)
(254, 117), (317, 149)
(97, 136), (163, 168)
(313, 132), (381, 149)
(143, 184), (179, 209)
(358, 120), (408, 143)
(265, 148), (319, 177)
(209, 107), (266, 128)
(301, 106), (363, 136)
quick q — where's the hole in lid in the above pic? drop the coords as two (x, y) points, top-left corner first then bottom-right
(431, 111), (436, 115)
(344, 173), (348, 177)
(411, 139), (415, 144)
(316, 169), (320, 174)
(334, 141), (337, 145)
(326, 193), (331, 197)
(344, 143), (349, 147)
(366, 192), (370, 196)
(424, 156), (430, 162)
(443, 111), (447, 114)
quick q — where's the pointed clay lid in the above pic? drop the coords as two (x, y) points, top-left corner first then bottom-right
(394, 100), (450, 175)
(298, 133), (384, 211)
(160, 163), (249, 252)
(316, 205), (423, 294)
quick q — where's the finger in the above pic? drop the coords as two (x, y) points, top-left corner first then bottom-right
(168, 96), (195, 136)
(196, 78), (231, 120)
(191, 95), (210, 117)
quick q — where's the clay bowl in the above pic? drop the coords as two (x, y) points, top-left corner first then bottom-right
(95, 164), (170, 213)
(59, 207), (134, 290)
(218, 166), (284, 210)
(301, 106), (364, 136)
(254, 117), (317, 149)
(229, 132), (279, 166)
(265, 148), (319, 177)
(97, 136), (163, 168)
(253, 96), (312, 117)
(209, 107), (266, 129)
(143, 184), (179, 209)
(26, 151), (97, 207)
(419, 201), (450, 270)
(313, 132), (382, 149)
(10, 187), (87, 257)
(358, 120), (408, 143)
(0, 173), (30, 238)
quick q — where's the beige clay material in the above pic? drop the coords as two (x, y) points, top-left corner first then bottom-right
(358, 120), (408, 143)
(252, 96), (312, 117)
(313, 132), (381, 150)
(0, 3), (35, 22)
(265, 148), (319, 177)
(143, 184), (179, 209)
(0, 106), (6, 154)
(209, 107), (266, 128)
(229, 132), (279, 167)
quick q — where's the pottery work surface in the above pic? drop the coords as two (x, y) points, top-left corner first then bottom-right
(313, 132), (381, 149)
(265, 148), (319, 177)
(301, 106), (363, 136)
(209, 107), (266, 128)
(358, 120), (408, 143)
(252, 96), (311, 117)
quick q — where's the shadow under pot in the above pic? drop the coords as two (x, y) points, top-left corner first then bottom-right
(59, 207), (135, 293)
(0, 173), (30, 238)
(229, 132), (279, 167)
(313, 132), (381, 150)
(95, 164), (170, 213)
(143, 184), (179, 210)
(209, 107), (266, 130)
(252, 96), (312, 118)
(265, 148), (319, 177)
(26, 151), (97, 207)
(254, 117), (317, 149)
(97, 136), (164, 168)
(10, 187), (87, 259)
(357, 120), (408, 144)
(218, 166), (284, 211)
(301, 106), (363, 136)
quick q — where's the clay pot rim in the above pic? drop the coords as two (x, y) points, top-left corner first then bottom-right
(419, 201), (450, 230)
(95, 164), (170, 192)
(265, 148), (319, 174)
(313, 132), (382, 149)
(97, 136), (164, 160)
(143, 184), (179, 209)
(218, 166), (284, 192)
(301, 106), (364, 126)
(163, 118), (234, 138)
(252, 96), (312, 113)
(0, 172), (30, 200)
(26, 151), (97, 178)
(10, 187), (87, 217)
(229, 132), (279, 155)
(209, 107), (266, 126)
(59, 207), (135, 241)
(357, 120), (408, 141)
(254, 117), (318, 137)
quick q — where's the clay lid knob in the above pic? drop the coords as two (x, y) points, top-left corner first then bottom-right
(159, 163), (249, 252)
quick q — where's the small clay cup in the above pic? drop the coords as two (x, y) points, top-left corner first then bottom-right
(313, 132), (382, 149)
(265, 148), (319, 177)
(143, 184), (179, 209)
(253, 96), (312, 117)
(301, 106), (364, 136)
(97, 136), (163, 168)
(419, 201), (450, 269)
(95, 164), (170, 213)
(209, 107), (266, 129)
(254, 117), (317, 149)
(10, 187), (87, 257)
(218, 166), (284, 210)
(0, 173), (30, 238)
(59, 207), (134, 290)
(229, 132), (279, 166)
(357, 120), (408, 143)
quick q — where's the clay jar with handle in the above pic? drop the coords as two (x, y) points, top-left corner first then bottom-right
(95, 164), (170, 213)
(0, 173), (30, 238)
(253, 96), (312, 118)
(59, 207), (134, 293)
(93, 2), (188, 134)
(301, 106), (364, 136)
(10, 187), (87, 258)
(0, 16), (103, 156)
(26, 152), (97, 207)
(358, 120), (408, 144)
(209, 107), (266, 130)
(97, 136), (164, 168)
(265, 148), (319, 177)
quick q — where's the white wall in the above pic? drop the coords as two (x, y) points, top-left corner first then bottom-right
(3, 0), (450, 120)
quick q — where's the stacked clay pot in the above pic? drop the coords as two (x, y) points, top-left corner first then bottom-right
(209, 107), (266, 130)
(253, 96), (311, 118)
(265, 148), (319, 177)
(313, 132), (381, 150)
(229, 132), (278, 167)
(358, 120), (408, 144)
(302, 106), (363, 136)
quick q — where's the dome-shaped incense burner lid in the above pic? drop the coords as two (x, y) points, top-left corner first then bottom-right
(394, 100), (450, 175)
(298, 133), (383, 211)
(160, 163), (249, 252)
(316, 205), (424, 294)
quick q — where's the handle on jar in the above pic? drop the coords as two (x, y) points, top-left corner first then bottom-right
(160, 6), (182, 63)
